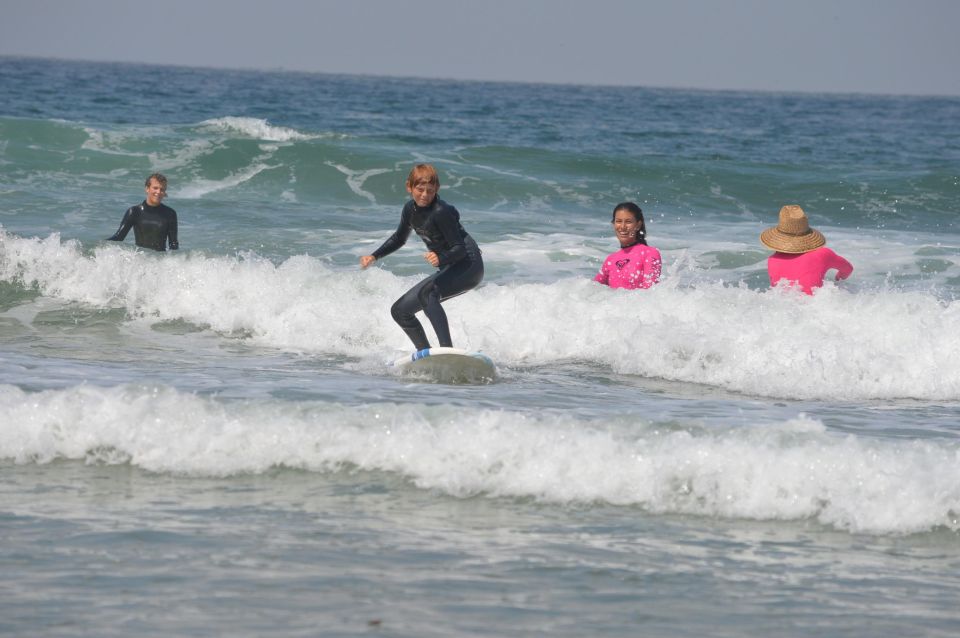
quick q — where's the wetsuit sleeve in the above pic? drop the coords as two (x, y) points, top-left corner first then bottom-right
(167, 209), (179, 250)
(107, 207), (136, 241)
(433, 208), (467, 267)
(638, 247), (662, 289)
(827, 249), (853, 281)
(594, 257), (610, 285)
(371, 209), (413, 260)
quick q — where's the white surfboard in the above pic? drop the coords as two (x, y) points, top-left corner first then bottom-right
(391, 347), (497, 384)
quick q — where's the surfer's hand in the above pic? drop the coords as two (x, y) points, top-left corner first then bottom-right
(360, 255), (376, 269)
(424, 252), (439, 267)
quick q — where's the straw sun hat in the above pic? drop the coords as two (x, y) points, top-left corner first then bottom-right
(760, 205), (826, 254)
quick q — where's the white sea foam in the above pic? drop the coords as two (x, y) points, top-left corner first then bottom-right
(325, 162), (393, 204)
(147, 138), (217, 173)
(1, 382), (957, 535)
(197, 117), (319, 142)
(2, 229), (960, 400)
(80, 126), (147, 156)
(176, 161), (279, 198)
(78, 122), (221, 176)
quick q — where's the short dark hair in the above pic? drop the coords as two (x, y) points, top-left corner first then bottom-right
(145, 173), (168, 188)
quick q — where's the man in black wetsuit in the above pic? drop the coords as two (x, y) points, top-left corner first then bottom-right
(360, 164), (483, 351)
(107, 173), (179, 251)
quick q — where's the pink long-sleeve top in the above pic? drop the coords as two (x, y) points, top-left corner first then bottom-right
(594, 243), (662, 290)
(767, 246), (853, 294)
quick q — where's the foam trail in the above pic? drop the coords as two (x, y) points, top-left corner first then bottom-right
(176, 162), (278, 198)
(326, 162), (392, 204)
(148, 138), (217, 172)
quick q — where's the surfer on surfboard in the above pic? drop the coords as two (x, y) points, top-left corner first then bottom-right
(360, 164), (484, 351)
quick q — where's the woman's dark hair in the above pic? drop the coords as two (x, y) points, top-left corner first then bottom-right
(611, 202), (647, 245)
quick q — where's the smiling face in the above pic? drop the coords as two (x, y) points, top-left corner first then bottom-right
(612, 207), (642, 247)
(407, 180), (438, 208)
(144, 178), (167, 207)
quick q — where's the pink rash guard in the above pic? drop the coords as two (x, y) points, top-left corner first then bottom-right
(767, 246), (853, 294)
(594, 243), (662, 289)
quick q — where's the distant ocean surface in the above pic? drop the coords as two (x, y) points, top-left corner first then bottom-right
(2, 57), (960, 637)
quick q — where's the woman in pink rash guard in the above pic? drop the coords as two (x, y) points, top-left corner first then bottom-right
(594, 202), (662, 289)
(760, 205), (853, 294)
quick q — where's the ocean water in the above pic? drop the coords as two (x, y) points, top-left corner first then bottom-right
(2, 56), (960, 637)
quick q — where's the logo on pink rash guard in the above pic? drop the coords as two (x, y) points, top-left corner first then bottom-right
(595, 244), (662, 290)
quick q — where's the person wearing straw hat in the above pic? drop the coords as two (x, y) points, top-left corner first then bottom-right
(760, 205), (853, 295)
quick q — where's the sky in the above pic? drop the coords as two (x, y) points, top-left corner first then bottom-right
(2, 0), (959, 96)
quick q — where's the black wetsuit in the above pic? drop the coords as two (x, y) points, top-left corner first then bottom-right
(107, 201), (179, 251)
(372, 197), (483, 350)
